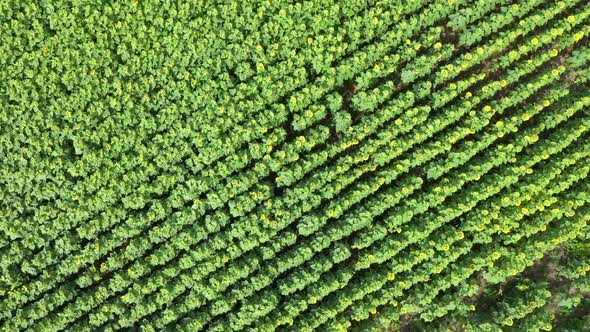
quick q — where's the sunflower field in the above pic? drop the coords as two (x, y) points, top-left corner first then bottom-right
(1, 0), (589, 331)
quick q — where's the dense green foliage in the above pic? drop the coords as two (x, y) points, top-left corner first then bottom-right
(1, 0), (589, 331)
